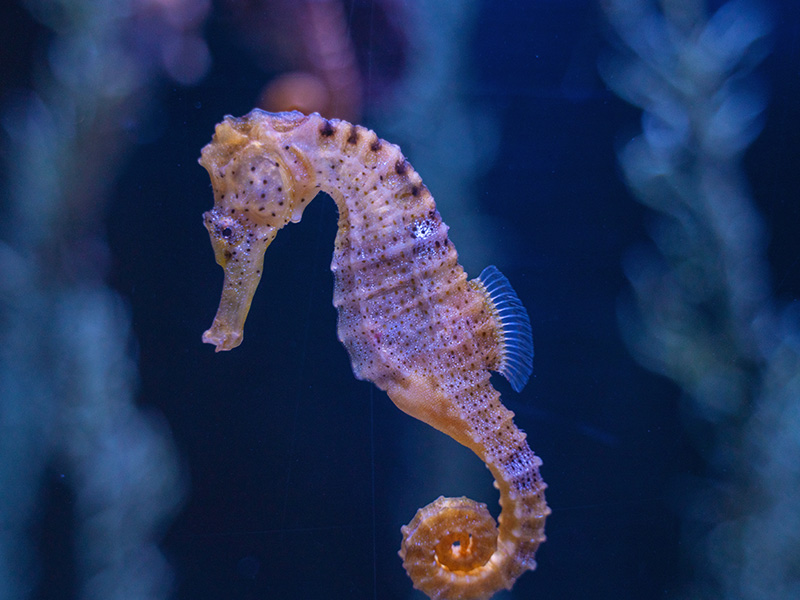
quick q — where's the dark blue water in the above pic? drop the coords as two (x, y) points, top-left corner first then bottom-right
(3, 1), (800, 599)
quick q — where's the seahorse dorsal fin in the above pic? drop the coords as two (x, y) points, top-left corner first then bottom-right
(478, 265), (534, 392)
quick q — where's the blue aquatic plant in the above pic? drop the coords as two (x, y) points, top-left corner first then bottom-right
(0, 0), (209, 597)
(603, 0), (800, 598)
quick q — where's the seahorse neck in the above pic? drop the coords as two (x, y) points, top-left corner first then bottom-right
(285, 113), (434, 242)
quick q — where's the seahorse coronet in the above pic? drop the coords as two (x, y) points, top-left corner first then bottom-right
(199, 109), (549, 599)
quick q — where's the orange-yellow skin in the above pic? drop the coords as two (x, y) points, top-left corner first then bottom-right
(199, 110), (550, 600)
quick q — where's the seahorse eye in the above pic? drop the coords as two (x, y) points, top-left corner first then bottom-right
(206, 212), (245, 245)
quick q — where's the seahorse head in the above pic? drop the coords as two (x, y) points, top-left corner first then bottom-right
(199, 112), (313, 351)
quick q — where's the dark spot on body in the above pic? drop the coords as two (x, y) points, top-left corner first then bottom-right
(347, 127), (359, 144)
(411, 185), (420, 197)
(370, 138), (382, 152)
(395, 160), (408, 175)
(320, 120), (335, 137)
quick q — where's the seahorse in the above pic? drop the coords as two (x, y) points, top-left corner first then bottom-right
(199, 109), (550, 600)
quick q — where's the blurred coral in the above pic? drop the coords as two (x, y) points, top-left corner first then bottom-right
(0, 0), (209, 597)
(222, 0), (386, 123)
(603, 0), (800, 598)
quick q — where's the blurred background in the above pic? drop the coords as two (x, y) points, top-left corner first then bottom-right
(1, 0), (799, 599)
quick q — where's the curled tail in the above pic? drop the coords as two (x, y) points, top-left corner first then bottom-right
(394, 378), (549, 600)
